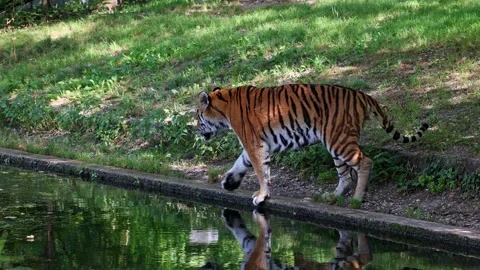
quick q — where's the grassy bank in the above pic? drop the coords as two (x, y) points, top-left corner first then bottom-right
(0, 0), (479, 194)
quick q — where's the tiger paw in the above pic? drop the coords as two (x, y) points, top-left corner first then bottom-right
(221, 173), (242, 191)
(334, 178), (353, 197)
(353, 192), (366, 203)
(252, 190), (270, 206)
(252, 209), (268, 226)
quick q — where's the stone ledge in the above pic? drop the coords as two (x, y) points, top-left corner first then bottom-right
(0, 147), (479, 257)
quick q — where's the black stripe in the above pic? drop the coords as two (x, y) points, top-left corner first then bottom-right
(278, 109), (286, 128)
(216, 92), (227, 102)
(210, 105), (228, 119)
(269, 125), (278, 144)
(301, 102), (311, 128)
(271, 87), (277, 117)
(242, 155), (252, 167)
(321, 85), (330, 145)
(300, 86), (312, 109)
(310, 85), (322, 114)
(287, 141), (294, 150)
(352, 89), (359, 129)
(393, 131), (400, 140)
(279, 134), (288, 146)
(290, 97), (298, 117)
(337, 141), (356, 158)
(332, 86), (340, 130)
(237, 88), (244, 137)
(288, 111), (295, 130)
(312, 117), (318, 137)
(285, 127), (293, 138)
(292, 84), (300, 99)
(335, 162), (347, 168)
(258, 87), (265, 106)
(386, 125), (394, 133)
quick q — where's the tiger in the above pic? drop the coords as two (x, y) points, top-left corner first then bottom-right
(196, 84), (428, 206)
(222, 208), (276, 270)
(329, 231), (372, 270)
(220, 208), (372, 270)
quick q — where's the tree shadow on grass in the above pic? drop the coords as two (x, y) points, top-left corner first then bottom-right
(0, 0), (478, 151)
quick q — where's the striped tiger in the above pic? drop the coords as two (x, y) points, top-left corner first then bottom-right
(196, 84), (428, 206)
(221, 208), (372, 270)
(222, 209), (275, 270)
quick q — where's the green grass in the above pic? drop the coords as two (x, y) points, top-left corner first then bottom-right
(349, 198), (362, 209)
(0, 0), (479, 193)
(207, 166), (227, 183)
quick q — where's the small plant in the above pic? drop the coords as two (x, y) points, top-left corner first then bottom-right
(313, 192), (336, 204)
(349, 198), (362, 209)
(133, 177), (140, 186)
(415, 162), (459, 193)
(406, 206), (416, 218)
(207, 167), (227, 183)
(193, 132), (241, 160)
(363, 147), (410, 186)
(460, 172), (480, 199)
(311, 193), (323, 202)
(274, 145), (334, 179)
(406, 206), (426, 220)
(316, 169), (338, 184)
(335, 195), (345, 207)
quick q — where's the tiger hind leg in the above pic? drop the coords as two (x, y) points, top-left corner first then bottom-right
(352, 156), (373, 201)
(333, 158), (358, 197)
(336, 144), (372, 202)
(221, 150), (252, 191)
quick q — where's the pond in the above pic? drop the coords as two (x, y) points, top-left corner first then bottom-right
(0, 165), (479, 269)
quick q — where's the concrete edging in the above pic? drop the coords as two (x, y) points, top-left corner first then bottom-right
(1, 147), (479, 256)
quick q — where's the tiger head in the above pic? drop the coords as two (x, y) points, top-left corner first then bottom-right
(196, 90), (230, 140)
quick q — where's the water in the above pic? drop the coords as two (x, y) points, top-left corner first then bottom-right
(0, 165), (479, 269)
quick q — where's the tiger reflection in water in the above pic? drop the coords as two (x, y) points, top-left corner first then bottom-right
(200, 209), (372, 270)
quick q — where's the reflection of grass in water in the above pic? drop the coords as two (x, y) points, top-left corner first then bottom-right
(0, 231), (24, 263)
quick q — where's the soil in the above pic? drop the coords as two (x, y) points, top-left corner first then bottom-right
(178, 163), (480, 230)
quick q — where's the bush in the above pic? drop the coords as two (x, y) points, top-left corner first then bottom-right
(398, 160), (480, 198)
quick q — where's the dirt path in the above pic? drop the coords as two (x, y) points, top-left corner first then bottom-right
(180, 164), (480, 230)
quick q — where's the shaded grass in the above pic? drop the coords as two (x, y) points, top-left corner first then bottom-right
(0, 0), (479, 187)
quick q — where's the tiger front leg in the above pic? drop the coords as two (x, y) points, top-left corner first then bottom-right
(250, 151), (271, 206)
(221, 150), (252, 191)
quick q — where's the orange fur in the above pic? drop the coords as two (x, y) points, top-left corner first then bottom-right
(197, 84), (428, 205)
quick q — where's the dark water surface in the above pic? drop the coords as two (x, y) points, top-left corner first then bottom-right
(0, 165), (479, 269)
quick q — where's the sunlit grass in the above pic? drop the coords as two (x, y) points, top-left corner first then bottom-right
(0, 0), (479, 177)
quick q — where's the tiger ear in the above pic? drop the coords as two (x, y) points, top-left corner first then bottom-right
(199, 91), (209, 110)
